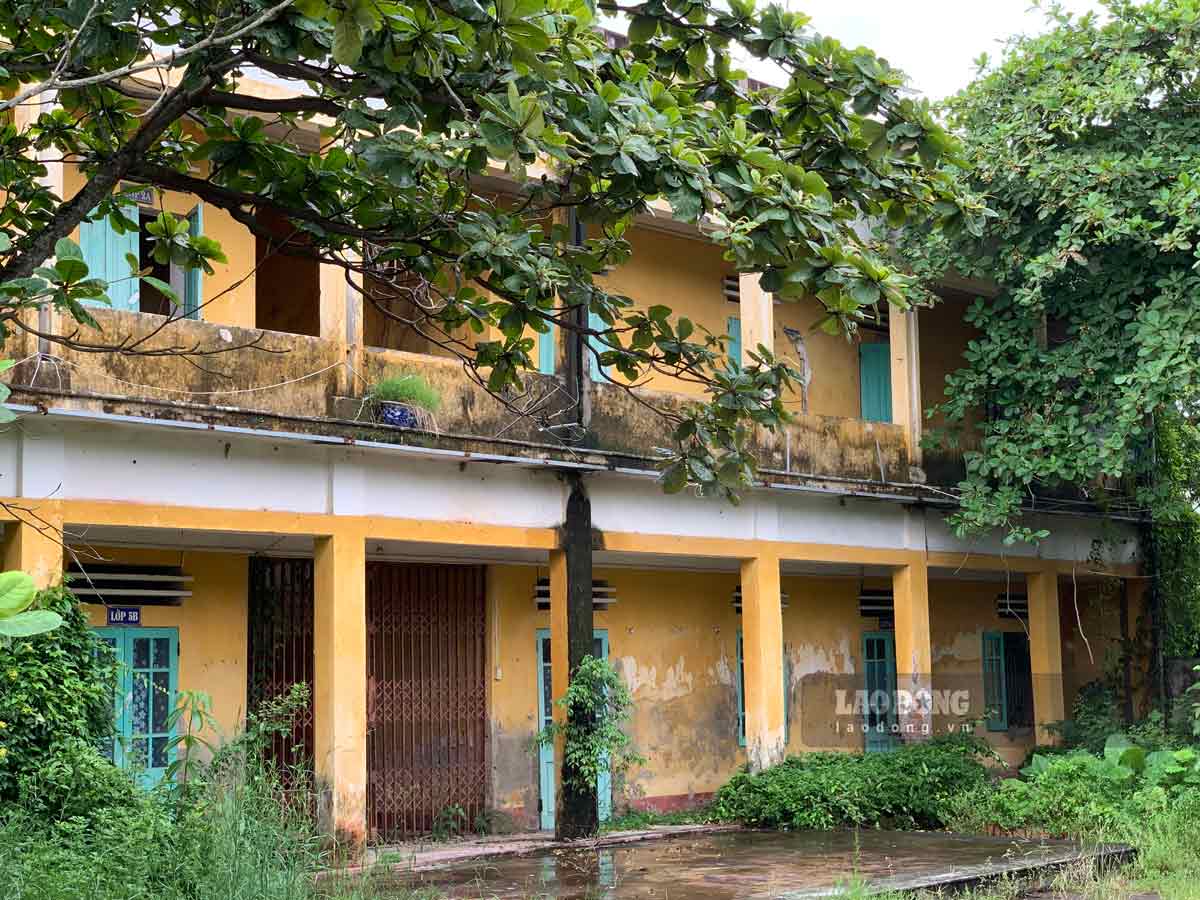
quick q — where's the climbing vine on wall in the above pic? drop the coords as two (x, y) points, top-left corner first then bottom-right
(1153, 411), (1200, 658)
(904, 1), (1200, 551)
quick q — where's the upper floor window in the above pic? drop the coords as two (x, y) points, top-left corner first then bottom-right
(79, 196), (203, 319)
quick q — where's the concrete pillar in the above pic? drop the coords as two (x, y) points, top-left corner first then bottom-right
(740, 552), (785, 771)
(738, 273), (774, 368)
(2, 504), (64, 588)
(1028, 567), (1065, 744)
(889, 309), (922, 465)
(892, 559), (932, 741)
(312, 528), (368, 854)
(320, 260), (362, 397)
(548, 548), (569, 729)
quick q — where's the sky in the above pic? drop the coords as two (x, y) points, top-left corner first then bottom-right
(790, 0), (1107, 100)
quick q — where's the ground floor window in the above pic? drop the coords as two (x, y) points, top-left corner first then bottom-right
(983, 630), (1034, 731)
(95, 627), (179, 785)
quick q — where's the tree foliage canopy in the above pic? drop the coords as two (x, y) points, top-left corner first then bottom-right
(0, 0), (977, 495)
(910, 0), (1200, 541)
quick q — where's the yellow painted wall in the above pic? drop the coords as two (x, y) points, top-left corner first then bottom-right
(595, 226), (867, 418)
(487, 565), (1135, 823)
(596, 225), (735, 396)
(80, 546), (250, 746)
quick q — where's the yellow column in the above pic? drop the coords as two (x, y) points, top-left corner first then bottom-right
(1027, 567), (1065, 744)
(889, 309), (922, 464)
(740, 552), (785, 772)
(2, 503), (64, 588)
(738, 273), (775, 368)
(892, 559), (932, 741)
(313, 528), (368, 854)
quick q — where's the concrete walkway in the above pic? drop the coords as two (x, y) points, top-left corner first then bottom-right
(361, 828), (1134, 898)
(359, 824), (739, 873)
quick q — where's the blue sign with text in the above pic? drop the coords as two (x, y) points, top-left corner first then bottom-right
(106, 606), (142, 626)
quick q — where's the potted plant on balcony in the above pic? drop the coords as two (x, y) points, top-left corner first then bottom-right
(367, 371), (441, 430)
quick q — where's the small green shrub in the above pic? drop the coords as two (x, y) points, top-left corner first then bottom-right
(711, 734), (991, 830)
(369, 372), (441, 411)
(0, 585), (118, 803)
(534, 655), (645, 795)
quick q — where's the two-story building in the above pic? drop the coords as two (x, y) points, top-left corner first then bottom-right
(0, 88), (1142, 847)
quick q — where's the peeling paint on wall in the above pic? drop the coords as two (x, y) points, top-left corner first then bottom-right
(933, 630), (984, 664)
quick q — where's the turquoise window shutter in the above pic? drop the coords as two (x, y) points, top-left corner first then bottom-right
(982, 631), (1008, 731)
(588, 310), (606, 380)
(80, 205), (140, 312)
(184, 204), (203, 320)
(859, 342), (893, 422)
(727, 316), (742, 368)
(538, 325), (556, 375)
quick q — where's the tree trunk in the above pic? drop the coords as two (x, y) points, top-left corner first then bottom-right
(556, 473), (597, 840)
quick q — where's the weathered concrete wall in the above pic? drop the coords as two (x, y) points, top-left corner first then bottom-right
(37, 308), (342, 419)
(589, 382), (910, 481)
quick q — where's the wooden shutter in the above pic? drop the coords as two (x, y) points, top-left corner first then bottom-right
(859, 342), (893, 422)
(982, 631), (1008, 731)
(727, 316), (742, 368)
(80, 205), (140, 311)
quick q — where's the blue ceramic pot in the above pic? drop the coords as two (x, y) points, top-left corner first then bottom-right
(378, 402), (419, 428)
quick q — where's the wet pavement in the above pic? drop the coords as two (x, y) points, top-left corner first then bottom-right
(381, 829), (1133, 898)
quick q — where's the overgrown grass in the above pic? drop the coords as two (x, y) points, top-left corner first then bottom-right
(600, 804), (714, 832)
(0, 686), (436, 900)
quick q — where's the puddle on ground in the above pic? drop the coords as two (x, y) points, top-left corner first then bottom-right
(379, 830), (1104, 899)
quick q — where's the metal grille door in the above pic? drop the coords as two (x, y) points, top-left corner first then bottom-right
(366, 562), (487, 841)
(247, 557), (316, 777)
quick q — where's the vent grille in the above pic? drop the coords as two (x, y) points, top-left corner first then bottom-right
(533, 577), (617, 610)
(996, 594), (1029, 620)
(68, 563), (192, 606)
(731, 586), (790, 612)
(723, 274), (740, 303)
(859, 303), (890, 334)
(858, 589), (894, 625)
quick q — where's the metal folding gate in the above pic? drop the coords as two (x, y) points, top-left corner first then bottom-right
(247, 557), (316, 778)
(366, 562), (487, 841)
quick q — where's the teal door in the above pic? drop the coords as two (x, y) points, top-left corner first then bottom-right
(79, 205), (141, 311)
(95, 627), (179, 786)
(862, 631), (898, 753)
(859, 342), (892, 422)
(536, 629), (610, 830)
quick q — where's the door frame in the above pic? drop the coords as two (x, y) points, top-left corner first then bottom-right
(95, 626), (179, 786)
(536, 627), (610, 831)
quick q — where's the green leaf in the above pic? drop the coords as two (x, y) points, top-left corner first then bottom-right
(141, 276), (178, 303)
(0, 609), (63, 637)
(661, 462), (687, 493)
(0, 570), (36, 617)
(333, 17), (364, 65)
(628, 15), (657, 44)
(54, 237), (83, 261)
